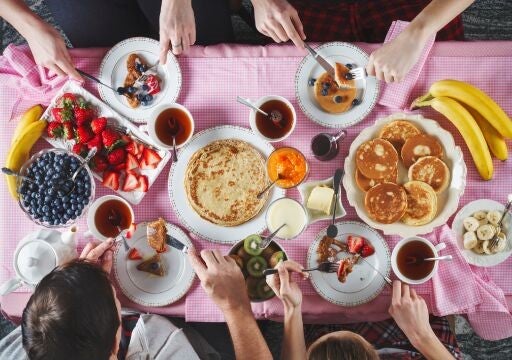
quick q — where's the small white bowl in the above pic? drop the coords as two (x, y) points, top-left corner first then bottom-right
(298, 177), (346, 224)
(248, 95), (296, 142)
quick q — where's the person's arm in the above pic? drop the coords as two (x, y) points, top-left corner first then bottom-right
(188, 248), (272, 360)
(389, 281), (454, 360)
(266, 261), (307, 360)
(0, 0), (80, 79)
(367, 0), (475, 82)
(159, 0), (196, 61)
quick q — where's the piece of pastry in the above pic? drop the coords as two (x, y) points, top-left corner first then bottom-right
(401, 181), (437, 226)
(408, 156), (450, 193)
(364, 182), (407, 224)
(378, 120), (422, 151)
(313, 63), (356, 114)
(337, 254), (360, 283)
(356, 139), (398, 179)
(401, 134), (444, 168)
(136, 254), (165, 276)
(147, 218), (167, 253)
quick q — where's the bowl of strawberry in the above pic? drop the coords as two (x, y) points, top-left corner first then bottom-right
(46, 92), (163, 196)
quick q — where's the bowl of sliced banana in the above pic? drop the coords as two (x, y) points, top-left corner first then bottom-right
(452, 198), (511, 267)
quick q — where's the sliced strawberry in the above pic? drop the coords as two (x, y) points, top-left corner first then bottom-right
(347, 235), (365, 254)
(101, 128), (120, 148)
(122, 172), (139, 192)
(137, 144), (144, 154)
(102, 171), (120, 191)
(134, 174), (149, 192)
(125, 153), (139, 171)
(113, 163), (125, 171)
(107, 148), (126, 165)
(72, 143), (88, 157)
(126, 223), (137, 238)
(51, 107), (73, 122)
(90, 117), (107, 134)
(361, 243), (375, 258)
(46, 121), (63, 138)
(142, 148), (162, 166)
(75, 125), (93, 144)
(89, 154), (108, 172)
(126, 141), (138, 155)
(121, 134), (131, 144)
(87, 134), (103, 151)
(337, 260), (347, 281)
(127, 247), (142, 260)
(62, 122), (74, 140)
(139, 157), (157, 170)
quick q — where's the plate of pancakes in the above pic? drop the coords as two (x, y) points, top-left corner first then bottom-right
(306, 221), (391, 307)
(295, 42), (379, 128)
(168, 125), (285, 244)
(343, 113), (467, 237)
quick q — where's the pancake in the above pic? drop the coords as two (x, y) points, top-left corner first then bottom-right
(401, 133), (443, 168)
(356, 139), (398, 179)
(401, 181), (437, 226)
(364, 183), (407, 224)
(378, 120), (422, 151)
(147, 218), (167, 253)
(313, 63), (356, 114)
(124, 54), (144, 108)
(408, 156), (450, 193)
(185, 139), (269, 226)
(355, 167), (398, 192)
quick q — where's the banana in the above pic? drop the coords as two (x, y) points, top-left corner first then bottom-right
(476, 224), (496, 241)
(412, 96), (493, 180)
(412, 79), (512, 139)
(473, 211), (487, 221)
(494, 233), (507, 253)
(482, 240), (493, 255)
(463, 216), (479, 232)
(11, 105), (44, 145)
(463, 231), (478, 249)
(486, 210), (502, 226)
(464, 105), (508, 160)
(4, 120), (47, 199)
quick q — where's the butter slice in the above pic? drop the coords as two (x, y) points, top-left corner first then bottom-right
(307, 186), (334, 215)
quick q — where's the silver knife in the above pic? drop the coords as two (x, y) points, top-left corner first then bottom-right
(304, 43), (335, 76)
(166, 234), (188, 254)
(358, 256), (392, 286)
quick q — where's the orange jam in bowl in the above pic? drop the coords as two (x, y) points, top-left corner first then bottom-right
(267, 147), (309, 189)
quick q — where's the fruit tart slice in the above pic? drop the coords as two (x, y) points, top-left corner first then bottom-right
(136, 254), (165, 276)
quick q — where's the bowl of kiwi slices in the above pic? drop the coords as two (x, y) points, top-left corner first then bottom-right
(228, 234), (288, 302)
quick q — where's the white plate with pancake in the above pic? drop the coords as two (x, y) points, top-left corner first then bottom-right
(452, 199), (512, 267)
(306, 221), (390, 307)
(343, 112), (467, 237)
(295, 42), (379, 128)
(98, 37), (182, 123)
(113, 222), (195, 307)
(168, 125), (285, 244)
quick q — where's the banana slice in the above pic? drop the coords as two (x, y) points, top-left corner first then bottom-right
(472, 241), (485, 254)
(473, 211), (488, 221)
(476, 224), (496, 241)
(478, 218), (489, 226)
(487, 210), (502, 226)
(482, 240), (493, 255)
(494, 233), (507, 253)
(463, 231), (478, 249)
(463, 217), (480, 232)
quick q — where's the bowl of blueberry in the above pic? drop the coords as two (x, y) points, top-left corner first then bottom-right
(17, 148), (95, 227)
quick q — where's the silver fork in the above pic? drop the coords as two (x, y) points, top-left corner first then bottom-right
(489, 199), (512, 249)
(349, 67), (368, 80)
(262, 261), (338, 276)
(358, 256), (392, 286)
(109, 123), (161, 153)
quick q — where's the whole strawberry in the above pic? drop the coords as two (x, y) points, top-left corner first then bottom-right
(107, 148), (126, 165)
(72, 143), (88, 158)
(101, 128), (120, 148)
(51, 107), (73, 123)
(47, 122), (63, 138)
(89, 154), (108, 172)
(74, 98), (94, 125)
(86, 134), (103, 151)
(62, 122), (74, 140)
(76, 125), (93, 144)
(90, 117), (107, 134)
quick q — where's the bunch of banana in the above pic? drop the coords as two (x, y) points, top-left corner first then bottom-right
(5, 105), (46, 199)
(411, 79), (511, 180)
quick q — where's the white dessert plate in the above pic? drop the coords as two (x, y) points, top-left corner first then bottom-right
(295, 42), (379, 128)
(298, 177), (346, 224)
(452, 199), (511, 267)
(98, 37), (182, 123)
(168, 125), (285, 244)
(113, 222), (195, 306)
(41, 81), (170, 205)
(306, 221), (390, 307)
(343, 112), (467, 237)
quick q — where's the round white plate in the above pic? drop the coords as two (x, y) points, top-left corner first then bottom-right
(307, 221), (390, 307)
(98, 37), (182, 123)
(295, 42), (379, 128)
(169, 125), (285, 244)
(452, 199), (512, 267)
(343, 112), (467, 237)
(113, 222), (195, 306)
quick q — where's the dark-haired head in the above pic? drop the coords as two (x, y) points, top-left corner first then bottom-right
(21, 259), (121, 360)
(308, 331), (380, 360)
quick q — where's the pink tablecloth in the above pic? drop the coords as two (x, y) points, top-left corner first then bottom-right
(1, 41), (511, 341)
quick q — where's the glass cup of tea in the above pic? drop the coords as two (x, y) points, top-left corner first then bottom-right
(142, 103), (195, 150)
(248, 95), (296, 142)
(86, 195), (135, 241)
(391, 236), (447, 284)
(311, 129), (347, 161)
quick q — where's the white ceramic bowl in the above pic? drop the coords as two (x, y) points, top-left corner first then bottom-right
(298, 177), (346, 224)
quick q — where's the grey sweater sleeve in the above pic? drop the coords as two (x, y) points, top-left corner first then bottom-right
(0, 326), (28, 359)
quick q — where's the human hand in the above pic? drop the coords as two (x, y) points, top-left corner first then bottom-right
(388, 281), (435, 345)
(366, 31), (426, 83)
(24, 20), (81, 80)
(266, 260), (305, 310)
(188, 248), (251, 313)
(159, 0), (196, 62)
(79, 238), (115, 273)
(252, 0), (306, 48)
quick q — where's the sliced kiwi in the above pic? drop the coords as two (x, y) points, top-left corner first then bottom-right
(269, 251), (285, 268)
(246, 256), (267, 277)
(243, 234), (263, 256)
(261, 246), (274, 262)
(229, 254), (244, 270)
(246, 276), (259, 299)
(256, 278), (275, 300)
